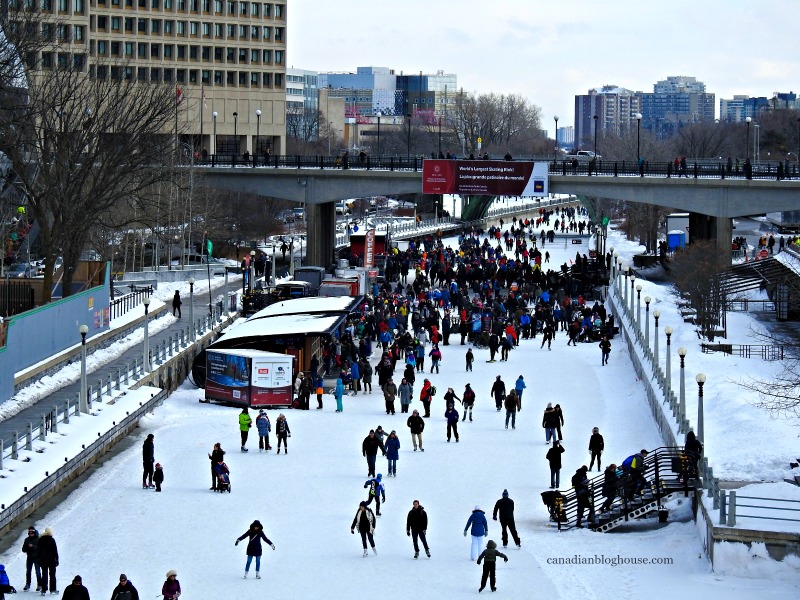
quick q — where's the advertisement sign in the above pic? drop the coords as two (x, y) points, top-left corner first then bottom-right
(364, 228), (376, 268)
(422, 160), (549, 197)
(205, 350), (251, 406)
(250, 354), (293, 407)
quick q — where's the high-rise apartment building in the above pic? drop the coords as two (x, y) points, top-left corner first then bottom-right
(720, 95), (770, 122)
(574, 86), (641, 149)
(556, 126), (574, 147)
(21, 0), (287, 156)
(637, 76), (715, 136)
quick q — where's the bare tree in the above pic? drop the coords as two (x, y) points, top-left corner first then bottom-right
(0, 59), (178, 300)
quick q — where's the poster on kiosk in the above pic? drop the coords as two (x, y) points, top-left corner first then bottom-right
(205, 348), (294, 407)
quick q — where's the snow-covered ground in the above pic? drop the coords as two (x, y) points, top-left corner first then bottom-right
(0, 211), (799, 597)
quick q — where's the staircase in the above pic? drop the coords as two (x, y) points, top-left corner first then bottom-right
(543, 447), (699, 532)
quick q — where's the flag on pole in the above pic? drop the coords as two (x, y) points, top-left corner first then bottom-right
(176, 85), (184, 105)
(206, 239), (213, 257)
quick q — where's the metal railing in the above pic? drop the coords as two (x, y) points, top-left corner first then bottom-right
(185, 154), (800, 181)
(723, 299), (776, 313)
(721, 492), (800, 526)
(109, 288), (151, 320)
(700, 343), (784, 361)
(0, 303), (225, 471)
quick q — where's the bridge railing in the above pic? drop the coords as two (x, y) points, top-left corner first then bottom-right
(190, 154), (800, 181)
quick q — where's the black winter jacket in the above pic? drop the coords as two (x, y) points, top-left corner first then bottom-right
(492, 497), (515, 522)
(406, 505), (428, 532)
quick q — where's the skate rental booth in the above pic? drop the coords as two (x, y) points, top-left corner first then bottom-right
(205, 348), (294, 408)
(201, 295), (366, 406)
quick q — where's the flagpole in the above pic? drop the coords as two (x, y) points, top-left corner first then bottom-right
(200, 85), (204, 157)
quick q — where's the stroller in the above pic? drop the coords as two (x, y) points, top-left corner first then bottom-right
(541, 490), (566, 523)
(214, 461), (231, 493)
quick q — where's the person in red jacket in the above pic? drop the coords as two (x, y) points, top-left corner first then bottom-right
(419, 379), (433, 418)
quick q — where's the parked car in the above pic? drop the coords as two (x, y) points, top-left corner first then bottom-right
(292, 207), (305, 221)
(7, 263), (36, 278)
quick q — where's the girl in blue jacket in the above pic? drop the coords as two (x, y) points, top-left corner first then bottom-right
(464, 506), (488, 560)
(384, 431), (400, 476)
(335, 376), (345, 412)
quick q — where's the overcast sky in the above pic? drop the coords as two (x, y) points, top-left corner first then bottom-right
(288, 0), (800, 134)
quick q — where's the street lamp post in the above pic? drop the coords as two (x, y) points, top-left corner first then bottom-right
(438, 116), (442, 158)
(212, 111), (218, 155)
(553, 115), (559, 162)
(678, 347), (688, 431)
(754, 123), (760, 165)
(612, 251), (619, 281)
(636, 284), (642, 330)
(143, 296), (151, 372)
(644, 296), (651, 348)
(623, 266), (629, 312)
(233, 111), (238, 156)
(696, 373), (707, 444)
(255, 109), (262, 166)
(665, 326), (673, 398)
(745, 116), (752, 161)
(79, 324), (89, 413)
(593, 114), (598, 158)
(406, 113), (412, 162)
(629, 272), (636, 316)
(653, 309), (661, 369)
(188, 277), (195, 341)
(250, 250), (256, 292)
(635, 112), (642, 164)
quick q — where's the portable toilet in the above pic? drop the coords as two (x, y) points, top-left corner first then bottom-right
(667, 230), (686, 251)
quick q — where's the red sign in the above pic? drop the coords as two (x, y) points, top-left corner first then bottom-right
(364, 229), (376, 268)
(422, 160), (548, 197)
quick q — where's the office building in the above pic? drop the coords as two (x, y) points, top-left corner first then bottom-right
(638, 76), (715, 136)
(574, 86), (641, 149)
(21, 0), (288, 156)
(720, 95), (770, 122)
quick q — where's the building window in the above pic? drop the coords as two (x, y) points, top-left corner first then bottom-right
(165, 0), (172, 7)
(214, 70), (222, 84)
(226, 47), (234, 62)
(151, 0), (160, 8)
(138, 19), (147, 33)
(238, 48), (247, 63)
(74, 25), (85, 41)
(111, 16), (120, 30)
(177, 69), (186, 83)
(250, 25), (258, 38)
(191, 0), (199, 11)
(262, 26), (270, 40)
(202, 69), (210, 84)
(151, 20), (160, 33)
(261, 49), (270, 63)
(190, 21), (199, 35)
(202, 22), (210, 36)
(97, 40), (108, 55)
(226, 71), (234, 85)
(124, 42), (134, 56)
(239, 25), (247, 38)
(214, 0), (221, 12)
(164, 20), (174, 34)
(178, 0), (185, 9)
(151, 68), (160, 82)
(226, 1), (234, 14)
(163, 69), (173, 82)
(73, 0), (84, 13)
(139, 0), (146, 7)
(275, 73), (282, 87)
(214, 47), (222, 61)
(238, 71), (246, 86)
(202, 0), (209, 10)
(137, 68), (147, 82)
(239, 1), (246, 14)
(274, 3), (282, 17)
(73, 54), (86, 71)
(201, 46), (210, 60)
(151, 43), (160, 57)
(57, 0), (67, 11)
(42, 52), (53, 68)
(251, 2), (258, 16)
(124, 66), (133, 80)
(189, 45), (198, 59)
(177, 21), (186, 34)
(214, 23), (222, 37)
(262, 72), (271, 86)
(274, 27), (282, 41)
(96, 65), (107, 79)
(57, 24), (69, 41)
(263, 3), (270, 17)
(110, 41), (120, 55)
(137, 42), (147, 57)
(42, 0), (53, 10)
(177, 44), (186, 58)
(124, 18), (134, 32)
(274, 49), (282, 64)
(42, 23), (54, 41)
(164, 44), (173, 57)
(189, 69), (198, 83)
(250, 49), (258, 62)
(250, 72), (259, 86)
(226, 24), (235, 37)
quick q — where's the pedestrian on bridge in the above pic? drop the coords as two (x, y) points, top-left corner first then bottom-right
(171, 290), (182, 318)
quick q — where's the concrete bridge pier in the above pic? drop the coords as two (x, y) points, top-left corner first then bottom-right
(305, 192), (337, 268)
(689, 213), (732, 249)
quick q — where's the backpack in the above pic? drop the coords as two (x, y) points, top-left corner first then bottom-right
(430, 386), (437, 397)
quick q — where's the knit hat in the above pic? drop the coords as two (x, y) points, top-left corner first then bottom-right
(474, 505), (482, 511)
(119, 574), (127, 582)
(43, 527), (53, 536)
(166, 570), (177, 578)
(155, 462), (161, 468)
(502, 489), (509, 498)
(592, 427), (599, 433)
(72, 576), (82, 584)
(546, 402), (553, 409)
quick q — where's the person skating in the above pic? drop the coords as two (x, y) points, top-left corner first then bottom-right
(60, 575), (89, 600)
(334, 375), (344, 412)
(256, 410), (271, 451)
(142, 433), (155, 488)
(477, 540), (508, 593)
(443, 387), (461, 409)
(363, 473), (386, 515)
(462, 384), (476, 422)
(464, 506), (488, 561)
(492, 489), (521, 548)
(445, 403), (460, 442)
(542, 403), (558, 443)
(540, 322), (554, 350)
(153, 462), (164, 492)
(109, 574), (139, 600)
(490, 376), (506, 412)
(382, 377), (398, 415)
(488, 333), (499, 362)
(161, 570), (181, 600)
(465, 347), (474, 371)
(599, 335), (611, 365)
(362, 430), (386, 477)
(208, 442), (225, 490)
(398, 378), (413, 413)
(315, 374), (324, 409)
(275, 414), (290, 454)
(351, 502), (377, 556)
(21, 526), (41, 592)
(235, 520), (275, 578)
(0, 564), (16, 598)
(554, 403), (565, 440)
(385, 431), (400, 476)
(406, 500), (431, 559)
(589, 427), (604, 472)
(37, 527), (58, 595)
(504, 390), (520, 430)
(406, 410), (425, 452)
(513, 375), (526, 408)
(238, 408), (252, 452)
(546, 440), (564, 489)
(420, 379), (434, 418)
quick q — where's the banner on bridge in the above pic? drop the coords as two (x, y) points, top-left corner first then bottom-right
(422, 160), (549, 197)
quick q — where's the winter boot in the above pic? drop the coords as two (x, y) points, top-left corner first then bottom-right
(372, 546), (378, 555)
(255, 573), (261, 579)
(363, 549), (368, 557)
(244, 572), (248, 578)
(414, 551), (419, 559)
(425, 549), (431, 558)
